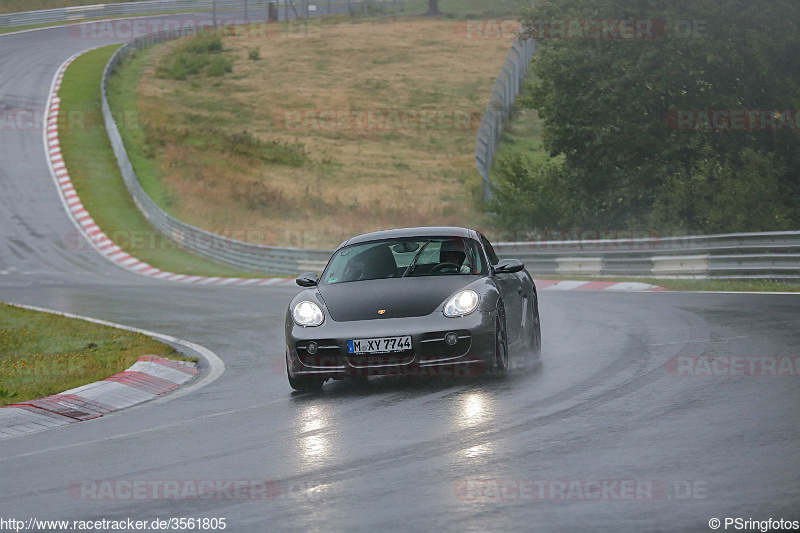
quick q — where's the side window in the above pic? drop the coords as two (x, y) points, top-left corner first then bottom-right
(463, 239), (485, 274)
(481, 235), (499, 266)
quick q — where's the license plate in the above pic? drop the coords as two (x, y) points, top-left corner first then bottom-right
(348, 335), (412, 354)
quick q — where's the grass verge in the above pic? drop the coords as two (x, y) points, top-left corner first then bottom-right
(491, 80), (551, 168)
(642, 278), (800, 293)
(0, 0), (151, 13)
(58, 44), (264, 277)
(0, 303), (194, 406)
(539, 276), (800, 293)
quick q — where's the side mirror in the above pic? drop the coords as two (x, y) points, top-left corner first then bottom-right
(296, 272), (319, 287)
(493, 258), (525, 274)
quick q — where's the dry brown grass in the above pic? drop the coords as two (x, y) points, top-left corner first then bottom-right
(131, 18), (514, 247)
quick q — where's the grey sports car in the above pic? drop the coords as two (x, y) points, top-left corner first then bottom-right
(284, 227), (541, 391)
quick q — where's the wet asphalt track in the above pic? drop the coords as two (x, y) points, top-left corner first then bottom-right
(1, 13), (799, 533)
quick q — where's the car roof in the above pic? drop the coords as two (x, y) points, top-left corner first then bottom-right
(338, 227), (479, 249)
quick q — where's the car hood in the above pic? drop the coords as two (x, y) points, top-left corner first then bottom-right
(317, 276), (476, 322)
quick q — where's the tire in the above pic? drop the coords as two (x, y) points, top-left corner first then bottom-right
(288, 374), (324, 392)
(286, 352), (324, 392)
(530, 305), (542, 360)
(492, 306), (509, 376)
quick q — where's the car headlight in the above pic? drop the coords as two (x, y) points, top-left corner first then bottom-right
(293, 301), (324, 327)
(443, 289), (479, 317)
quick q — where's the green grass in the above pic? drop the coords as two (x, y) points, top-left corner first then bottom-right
(648, 278), (800, 293)
(492, 103), (551, 167)
(0, 0), (151, 13)
(539, 276), (800, 293)
(0, 21), (66, 33)
(491, 73), (557, 170)
(104, 47), (172, 211)
(155, 35), (227, 79)
(0, 303), (192, 406)
(58, 45), (267, 277)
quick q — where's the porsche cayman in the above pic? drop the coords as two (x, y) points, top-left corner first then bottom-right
(285, 227), (541, 390)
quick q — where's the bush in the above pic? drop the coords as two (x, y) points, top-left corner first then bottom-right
(157, 52), (209, 80)
(157, 35), (230, 80)
(207, 56), (233, 77)
(488, 154), (577, 229)
(183, 35), (224, 54)
(649, 149), (792, 234)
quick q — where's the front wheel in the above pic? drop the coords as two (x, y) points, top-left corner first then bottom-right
(288, 374), (324, 392)
(492, 311), (509, 376)
(286, 352), (324, 392)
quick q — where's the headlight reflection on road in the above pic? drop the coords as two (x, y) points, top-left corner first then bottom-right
(459, 392), (493, 427)
(456, 393), (496, 460)
(463, 444), (491, 459)
(298, 406), (330, 465)
(300, 406), (324, 432)
(303, 434), (327, 460)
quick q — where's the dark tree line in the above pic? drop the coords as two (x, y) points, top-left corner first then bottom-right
(490, 0), (800, 234)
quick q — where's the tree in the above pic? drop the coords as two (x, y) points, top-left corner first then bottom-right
(426, 0), (441, 15)
(490, 0), (800, 233)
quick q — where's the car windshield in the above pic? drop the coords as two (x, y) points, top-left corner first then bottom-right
(321, 237), (485, 284)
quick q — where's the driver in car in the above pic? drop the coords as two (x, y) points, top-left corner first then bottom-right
(438, 241), (471, 274)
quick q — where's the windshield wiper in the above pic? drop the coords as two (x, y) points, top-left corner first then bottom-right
(402, 240), (431, 277)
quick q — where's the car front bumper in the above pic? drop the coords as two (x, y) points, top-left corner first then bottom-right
(286, 309), (497, 380)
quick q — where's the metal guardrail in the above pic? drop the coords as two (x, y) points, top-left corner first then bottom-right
(1, 0), (399, 28)
(475, 37), (535, 200)
(494, 231), (800, 280)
